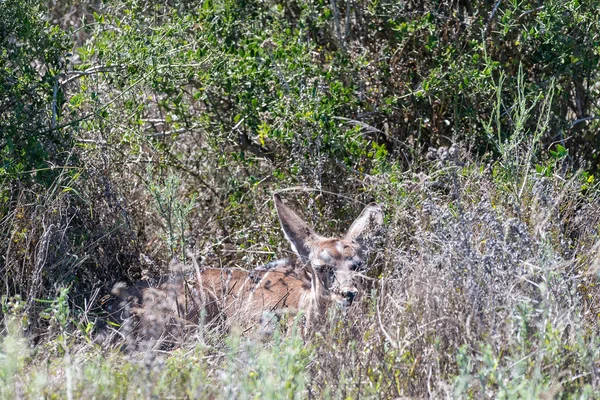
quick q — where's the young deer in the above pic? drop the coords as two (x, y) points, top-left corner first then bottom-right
(106, 194), (383, 345)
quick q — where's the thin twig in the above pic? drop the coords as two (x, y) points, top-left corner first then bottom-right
(62, 65), (124, 85)
(570, 116), (600, 128)
(485, 0), (502, 37)
(517, 6), (543, 20)
(330, 0), (345, 50)
(273, 186), (367, 205)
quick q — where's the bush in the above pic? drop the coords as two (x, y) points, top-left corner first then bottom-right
(0, 0), (72, 186)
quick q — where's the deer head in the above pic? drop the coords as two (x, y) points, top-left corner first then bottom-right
(274, 193), (383, 307)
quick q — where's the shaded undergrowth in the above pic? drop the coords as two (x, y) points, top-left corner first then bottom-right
(2, 152), (600, 398)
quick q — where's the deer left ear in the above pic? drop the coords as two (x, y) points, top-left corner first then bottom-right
(274, 194), (319, 262)
(344, 203), (384, 249)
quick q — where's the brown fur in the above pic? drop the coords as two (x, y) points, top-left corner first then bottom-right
(106, 194), (383, 346)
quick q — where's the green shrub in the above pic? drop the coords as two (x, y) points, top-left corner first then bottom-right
(0, 0), (72, 186)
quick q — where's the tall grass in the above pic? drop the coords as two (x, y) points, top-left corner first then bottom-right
(0, 308), (311, 399)
(2, 146), (599, 397)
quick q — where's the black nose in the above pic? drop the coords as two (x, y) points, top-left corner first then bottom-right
(341, 289), (357, 304)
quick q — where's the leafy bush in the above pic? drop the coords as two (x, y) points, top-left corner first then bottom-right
(0, 0), (72, 186)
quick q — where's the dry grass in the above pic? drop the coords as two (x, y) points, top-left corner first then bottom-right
(2, 146), (599, 398)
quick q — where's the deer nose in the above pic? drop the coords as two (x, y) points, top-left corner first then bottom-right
(341, 288), (358, 304)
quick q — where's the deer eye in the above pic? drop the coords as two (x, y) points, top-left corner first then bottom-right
(351, 260), (364, 270)
(315, 264), (335, 274)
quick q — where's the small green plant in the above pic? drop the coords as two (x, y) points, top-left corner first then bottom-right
(0, 296), (30, 399)
(482, 63), (555, 202)
(222, 322), (310, 399)
(145, 171), (197, 259)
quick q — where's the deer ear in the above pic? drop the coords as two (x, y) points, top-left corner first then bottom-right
(344, 203), (384, 250)
(274, 194), (318, 262)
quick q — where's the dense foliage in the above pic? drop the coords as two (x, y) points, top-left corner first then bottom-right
(1, 0), (600, 397)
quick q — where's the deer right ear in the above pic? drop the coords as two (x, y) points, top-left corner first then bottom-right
(344, 202), (384, 249)
(274, 194), (317, 262)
